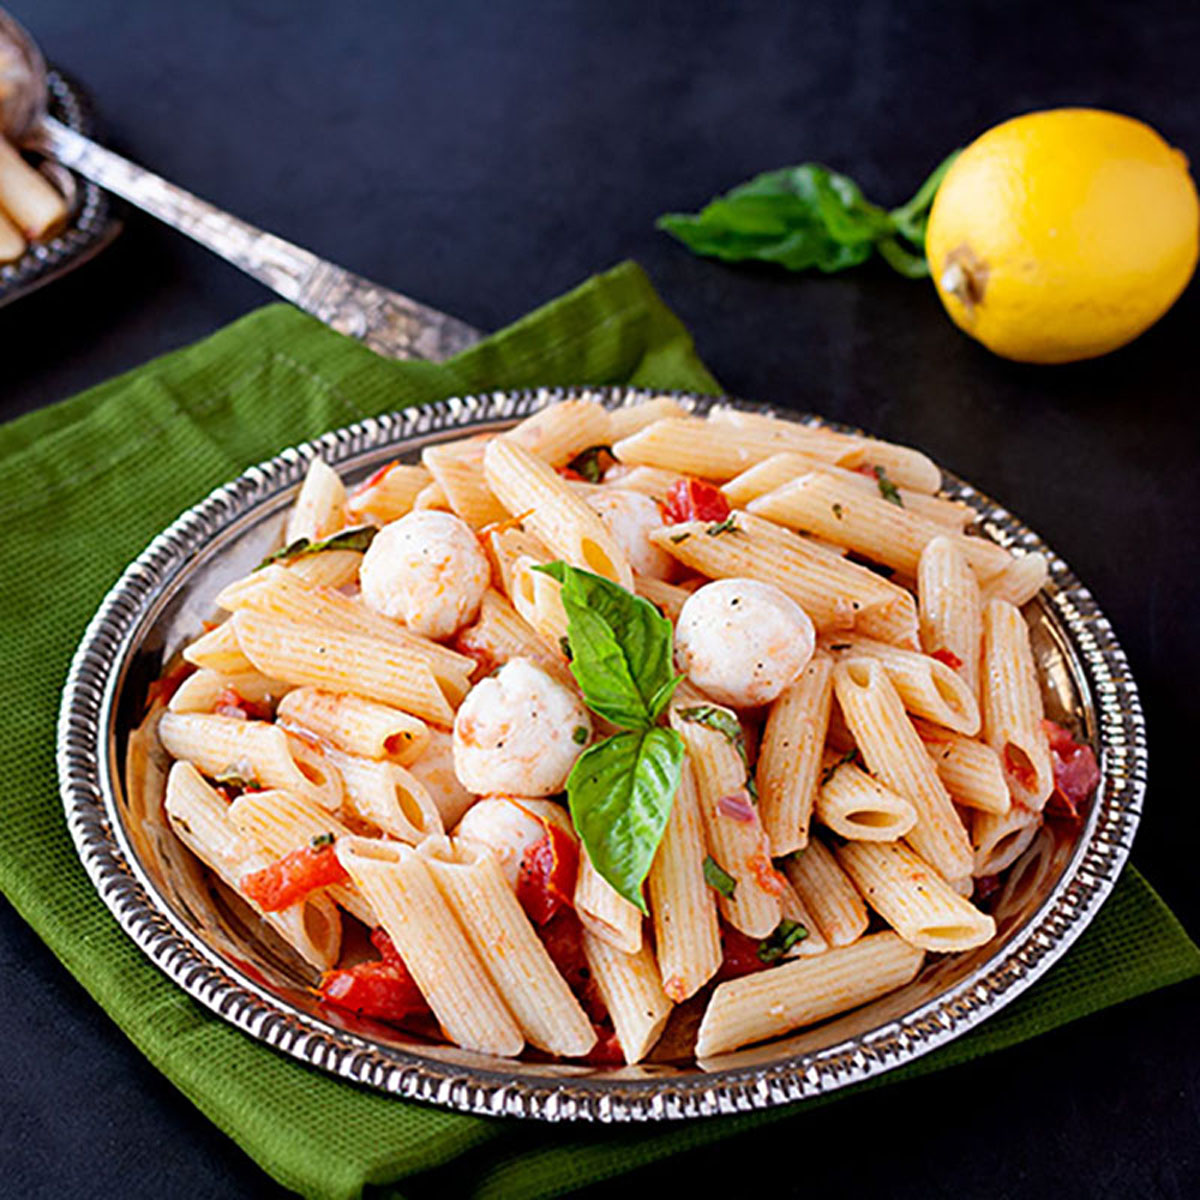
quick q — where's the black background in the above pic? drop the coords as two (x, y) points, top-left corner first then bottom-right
(2, 1), (1198, 1196)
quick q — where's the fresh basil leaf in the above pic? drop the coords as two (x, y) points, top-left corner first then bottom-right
(256, 524), (377, 570)
(702, 854), (737, 900)
(567, 727), (684, 912)
(535, 562), (680, 730)
(758, 918), (809, 964)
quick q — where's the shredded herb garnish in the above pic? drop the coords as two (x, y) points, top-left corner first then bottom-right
(566, 445), (611, 483)
(559, 635), (573, 661)
(310, 832), (336, 849)
(703, 854), (737, 899)
(213, 769), (260, 791)
(832, 502), (844, 520)
(873, 465), (904, 507)
(669, 531), (692, 544)
(758, 918), (809, 963)
(819, 748), (860, 786)
(679, 705), (758, 802)
(829, 643), (852, 651)
(256, 525), (377, 570)
(705, 514), (740, 536)
(572, 724), (589, 745)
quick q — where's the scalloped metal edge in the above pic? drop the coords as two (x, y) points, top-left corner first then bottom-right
(57, 386), (1146, 1122)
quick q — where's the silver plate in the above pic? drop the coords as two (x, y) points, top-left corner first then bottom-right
(57, 386), (1146, 1121)
(0, 69), (121, 308)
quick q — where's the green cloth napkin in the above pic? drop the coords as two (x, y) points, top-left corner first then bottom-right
(0, 261), (1195, 1200)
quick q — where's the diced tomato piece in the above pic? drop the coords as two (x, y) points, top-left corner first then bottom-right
(452, 625), (498, 678)
(146, 661), (196, 709)
(556, 466), (585, 481)
(212, 685), (274, 722)
(716, 922), (767, 981)
(931, 648), (963, 671)
(516, 825), (580, 926)
(583, 1024), (625, 1065)
(973, 874), (1002, 904)
(241, 843), (349, 912)
(748, 852), (786, 897)
(662, 477), (731, 525)
(319, 959), (429, 1022)
(1042, 719), (1101, 820)
(537, 909), (608, 1021)
(370, 926), (403, 964)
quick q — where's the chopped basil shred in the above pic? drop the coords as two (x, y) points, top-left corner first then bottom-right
(256, 524), (377, 570)
(758, 919), (809, 963)
(873, 465), (904, 507)
(310, 832), (336, 849)
(705, 514), (740, 536)
(566, 444), (611, 483)
(832, 502), (844, 520)
(819, 748), (860, 786)
(703, 854), (738, 899)
(669, 530), (692, 544)
(678, 704), (757, 800)
(572, 724), (589, 745)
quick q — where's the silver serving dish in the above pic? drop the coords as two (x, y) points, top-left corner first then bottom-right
(0, 68), (120, 307)
(57, 386), (1146, 1121)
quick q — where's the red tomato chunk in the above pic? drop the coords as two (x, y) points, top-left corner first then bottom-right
(930, 648), (963, 670)
(240, 843), (349, 912)
(662, 477), (731, 525)
(1042, 719), (1101, 819)
(517, 826), (580, 926)
(320, 958), (430, 1022)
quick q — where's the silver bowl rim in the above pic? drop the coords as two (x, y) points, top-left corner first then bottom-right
(56, 384), (1146, 1122)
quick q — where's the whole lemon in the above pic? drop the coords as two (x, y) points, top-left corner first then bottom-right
(927, 108), (1199, 364)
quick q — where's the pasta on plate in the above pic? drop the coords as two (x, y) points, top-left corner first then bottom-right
(146, 398), (1100, 1064)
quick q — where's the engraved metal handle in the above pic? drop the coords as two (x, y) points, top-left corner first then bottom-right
(31, 115), (483, 361)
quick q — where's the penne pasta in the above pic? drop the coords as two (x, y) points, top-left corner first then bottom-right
(181, 620), (255, 674)
(285, 458), (347, 544)
(607, 395), (690, 442)
(276, 687), (430, 765)
(0, 138), (69, 238)
(918, 535), (983, 701)
(971, 803), (1040, 876)
(168, 668), (290, 714)
(283, 548), (364, 589)
(913, 719), (1010, 815)
(405, 728), (477, 830)
(815, 754), (917, 841)
(782, 837), (869, 948)
(634, 574), (696, 623)
(836, 840), (995, 952)
(981, 551), (1049, 608)
(324, 748), (443, 842)
(582, 930), (673, 1065)
(510, 555), (571, 647)
(695, 932), (924, 1057)
(504, 399), (612, 466)
(778, 882), (829, 957)
(422, 437), (510, 528)
(575, 850), (643, 953)
(603, 464), (684, 499)
(0, 208), (25, 262)
(455, 588), (572, 686)
(345, 461), (431, 525)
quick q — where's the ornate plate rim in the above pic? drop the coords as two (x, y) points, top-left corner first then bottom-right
(56, 385), (1146, 1122)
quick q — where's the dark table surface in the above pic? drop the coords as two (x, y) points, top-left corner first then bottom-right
(2, 1), (1198, 1196)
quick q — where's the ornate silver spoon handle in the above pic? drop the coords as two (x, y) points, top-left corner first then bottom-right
(32, 114), (483, 361)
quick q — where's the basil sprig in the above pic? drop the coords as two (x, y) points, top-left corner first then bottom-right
(256, 524), (377, 570)
(534, 562), (685, 912)
(657, 152), (959, 280)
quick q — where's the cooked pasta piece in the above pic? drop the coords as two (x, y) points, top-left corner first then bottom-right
(285, 458), (347, 544)
(168, 668), (289, 714)
(603, 464), (684, 499)
(836, 840), (995, 952)
(232, 610), (457, 727)
(276, 687), (430, 765)
(227, 788), (374, 925)
(501, 399), (612, 466)
(181, 620), (255, 674)
(345, 462), (431, 525)
(826, 635), (981, 736)
(634, 574), (695, 623)
(0, 209), (23, 262)
(756, 652), (834, 854)
(607, 395), (690, 441)
(670, 706), (782, 938)
(165, 763), (341, 969)
(981, 552), (1049, 608)
(582, 930), (673, 1065)
(456, 588), (571, 686)
(832, 658), (974, 881)
(419, 838), (596, 1057)
(782, 838), (869, 948)
(413, 479), (448, 510)
(324, 748), (443, 842)
(918, 535), (982, 700)
(422, 437), (510, 527)
(647, 761), (722, 1000)
(971, 803), (1041, 876)
(484, 439), (634, 587)
(486, 525), (552, 600)
(575, 850), (643, 953)
(0, 137), (69, 238)
(815, 755), (917, 841)
(336, 837), (523, 1056)
(695, 932), (924, 1057)
(913, 719), (1010, 815)
(981, 599), (1054, 810)
(283, 548), (363, 589)
(510, 555), (571, 647)
(779, 882), (829, 957)
(158, 711), (341, 810)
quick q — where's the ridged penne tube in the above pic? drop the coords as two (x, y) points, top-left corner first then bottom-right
(756, 652), (834, 854)
(913, 719), (1010, 815)
(648, 512), (918, 644)
(217, 566), (473, 705)
(981, 552), (1049, 608)
(283, 549), (363, 589)
(335, 837), (524, 1056)
(604, 465), (684, 499)
(607, 395), (689, 441)
(836, 840), (996, 952)
(670, 707), (782, 938)
(164, 763), (341, 970)
(456, 589), (572, 687)
(276, 688), (430, 765)
(706, 409), (944, 493)
(157, 711), (342, 811)
(612, 417), (860, 481)
(634, 575), (695, 623)
(419, 838), (597, 1057)
(413, 479), (448, 510)
(0, 138), (69, 238)
(695, 932), (924, 1057)
(484, 440), (634, 587)
(826, 635), (981, 735)
(0, 210), (25, 262)
(815, 757), (917, 841)
(232, 610), (457, 727)
(510, 556), (570, 646)
(345, 462), (430, 525)
(833, 659), (974, 881)
(181, 620), (255, 674)
(971, 803), (1041, 876)
(227, 789), (374, 925)
(575, 850), (643, 954)
(324, 749), (443, 842)
(918, 535), (983, 701)
(648, 762), (722, 1001)
(422, 437), (510, 527)
(582, 930), (673, 1065)
(503, 399), (612, 465)
(783, 838), (869, 948)
(720, 451), (830, 507)
(168, 668), (290, 713)
(285, 458), (347, 544)
(779, 882), (829, 957)
(486, 525), (551, 600)
(981, 600), (1054, 811)
(749, 471), (1011, 583)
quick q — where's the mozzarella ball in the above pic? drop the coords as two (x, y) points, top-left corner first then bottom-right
(405, 728), (476, 829)
(454, 796), (574, 888)
(452, 658), (591, 796)
(674, 578), (815, 708)
(359, 509), (489, 639)
(584, 488), (674, 580)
